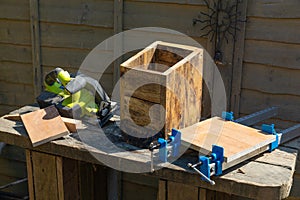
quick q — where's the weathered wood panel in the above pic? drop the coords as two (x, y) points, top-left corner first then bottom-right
(0, 20), (31, 45)
(240, 89), (300, 123)
(242, 63), (300, 96)
(0, 0), (30, 20)
(167, 181), (198, 200)
(0, 62), (33, 84)
(123, 1), (207, 37)
(122, 173), (158, 200)
(247, 0), (300, 18)
(244, 40), (300, 70)
(0, 81), (34, 106)
(246, 18), (300, 44)
(40, 23), (113, 49)
(39, 0), (114, 28)
(127, 0), (206, 5)
(0, 43), (32, 63)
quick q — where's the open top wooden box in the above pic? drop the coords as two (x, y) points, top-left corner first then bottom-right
(120, 41), (203, 147)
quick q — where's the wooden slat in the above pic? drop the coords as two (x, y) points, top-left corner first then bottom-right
(247, 0), (300, 18)
(181, 117), (275, 162)
(30, 0), (43, 97)
(242, 63), (300, 96)
(0, 0), (29, 20)
(56, 157), (64, 200)
(230, 0), (248, 116)
(40, 22), (113, 49)
(62, 158), (80, 200)
(93, 165), (107, 200)
(240, 89), (300, 123)
(0, 20), (31, 45)
(20, 106), (69, 147)
(31, 151), (59, 200)
(167, 181), (198, 200)
(246, 18), (300, 44)
(244, 40), (300, 70)
(39, 0), (114, 28)
(123, 1), (207, 37)
(0, 81), (34, 106)
(0, 43), (32, 63)
(0, 62), (33, 84)
(79, 161), (94, 200)
(157, 180), (166, 200)
(126, 0), (206, 5)
(199, 188), (206, 200)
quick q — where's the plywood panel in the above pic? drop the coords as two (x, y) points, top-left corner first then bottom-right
(247, 0), (300, 18)
(181, 117), (275, 162)
(0, 20), (31, 45)
(21, 106), (69, 147)
(40, 23), (113, 49)
(240, 89), (300, 123)
(123, 1), (207, 37)
(244, 40), (300, 70)
(246, 18), (300, 44)
(39, 0), (113, 27)
(242, 63), (300, 96)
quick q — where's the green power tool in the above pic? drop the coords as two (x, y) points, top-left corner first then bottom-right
(37, 67), (116, 127)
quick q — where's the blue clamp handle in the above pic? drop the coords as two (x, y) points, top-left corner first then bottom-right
(262, 124), (279, 152)
(222, 111), (234, 121)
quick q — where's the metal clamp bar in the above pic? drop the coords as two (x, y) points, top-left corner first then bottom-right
(235, 107), (278, 126)
(280, 124), (300, 144)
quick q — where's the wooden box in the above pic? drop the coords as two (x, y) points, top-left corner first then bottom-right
(120, 41), (203, 146)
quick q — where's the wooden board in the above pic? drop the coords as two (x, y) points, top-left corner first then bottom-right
(21, 105), (69, 147)
(181, 117), (276, 162)
(120, 41), (203, 141)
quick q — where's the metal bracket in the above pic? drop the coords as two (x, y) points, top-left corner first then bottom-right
(262, 124), (279, 152)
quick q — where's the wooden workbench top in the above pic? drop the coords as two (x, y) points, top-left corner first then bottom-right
(0, 105), (298, 199)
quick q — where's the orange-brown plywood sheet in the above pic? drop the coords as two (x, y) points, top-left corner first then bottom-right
(181, 117), (276, 162)
(21, 105), (69, 147)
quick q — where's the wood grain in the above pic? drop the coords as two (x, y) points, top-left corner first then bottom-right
(244, 40), (300, 70)
(247, 0), (300, 18)
(21, 106), (69, 147)
(246, 18), (300, 44)
(120, 41), (203, 139)
(123, 1), (207, 37)
(181, 117), (276, 162)
(242, 63), (300, 96)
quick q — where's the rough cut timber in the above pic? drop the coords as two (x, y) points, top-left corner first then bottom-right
(21, 105), (69, 147)
(181, 117), (276, 163)
(120, 41), (203, 144)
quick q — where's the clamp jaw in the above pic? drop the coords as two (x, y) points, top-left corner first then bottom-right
(262, 124), (279, 152)
(149, 129), (181, 172)
(188, 145), (224, 185)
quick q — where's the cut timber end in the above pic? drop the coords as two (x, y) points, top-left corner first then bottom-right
(20, 105), (69, 147)
(120, 41), (203, 146)
(181, 117), (276, 163)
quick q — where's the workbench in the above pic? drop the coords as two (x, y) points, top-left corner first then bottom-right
(0, 105), (299, 200)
